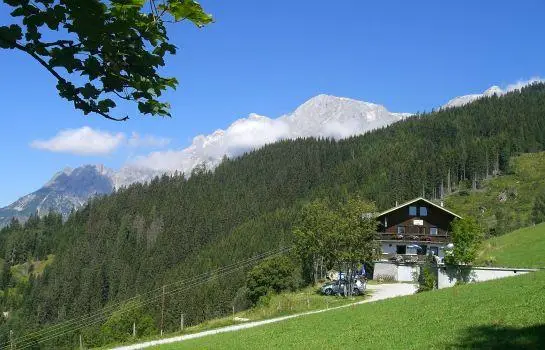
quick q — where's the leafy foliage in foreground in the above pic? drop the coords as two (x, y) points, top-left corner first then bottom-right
(531, 191), (545, 225)
(444, 217), (483, 265)
(2, 84), (545, 348)
(0, 0), (212, 121)
(294, 198), (377, 285)
(161, 271), (545, 349)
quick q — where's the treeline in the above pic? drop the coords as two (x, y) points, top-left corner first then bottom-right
(1, 83), (545, 348)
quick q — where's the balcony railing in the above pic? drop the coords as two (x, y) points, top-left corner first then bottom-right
(380, 253), (430, 263)
(376, 232), (449, 243)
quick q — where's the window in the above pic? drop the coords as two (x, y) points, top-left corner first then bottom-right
(396, 245), (406, 254)
(430, 227), (438, 236)
(409, 206), (417, 216)
(397, 226), (405, 234)
(420, 206), (428, 216)
(418, 245), (428, 255)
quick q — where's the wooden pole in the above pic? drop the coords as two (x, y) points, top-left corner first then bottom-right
(10, 330), (14, 350)
(180, 313), (184, 332)
(133, 322), (136, 337)
(80, 334), (83, 350)
(160, 285), (165, 336)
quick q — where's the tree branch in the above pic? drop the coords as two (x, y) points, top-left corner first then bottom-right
(40, 40), (78, 48)
(12, 41), (128, 121)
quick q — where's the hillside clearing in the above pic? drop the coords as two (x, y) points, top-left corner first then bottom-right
(155, 271), (545, 349)
(446, 152), (545, 236)
(477, 222), (545, 268)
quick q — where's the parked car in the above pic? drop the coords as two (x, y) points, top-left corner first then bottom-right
(320, 278), (366, 296)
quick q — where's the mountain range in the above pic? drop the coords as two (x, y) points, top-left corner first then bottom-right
(0, 83), (532, 226)
(0, 165), (114, 227)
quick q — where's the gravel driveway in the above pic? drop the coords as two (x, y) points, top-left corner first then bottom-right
(111, 283), (417, 350)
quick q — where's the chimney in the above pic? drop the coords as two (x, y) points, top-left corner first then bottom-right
(440, 201), (444, 207)
(395, 200), (398, 207)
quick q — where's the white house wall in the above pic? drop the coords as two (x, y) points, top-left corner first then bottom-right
(381, 243), (397, 255)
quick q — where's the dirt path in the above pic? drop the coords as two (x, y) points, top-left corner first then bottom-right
(111, 283), (417, 350)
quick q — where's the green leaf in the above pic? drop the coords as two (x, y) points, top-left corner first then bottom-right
(0, 25), (22, 48)
(97, 99), (116, 112)
(4, 0), (26, 6)
(82, 57), (102, 80)
(25, 25), (41, 42)
(80, 83), (101, 99)
(10, 7), (25, 17)
(111, 0), (146, 9)
(159, 0), (213, 27)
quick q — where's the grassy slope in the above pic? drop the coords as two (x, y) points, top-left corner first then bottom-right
(9, 254), (55, 282)
(157, 271), (545, 349)
(99, 286), (367, 349)
(477, 223), (545, 268)
(445, 152), (545, 235)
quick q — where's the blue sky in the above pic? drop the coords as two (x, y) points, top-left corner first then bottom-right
(1, 0), (545, 206)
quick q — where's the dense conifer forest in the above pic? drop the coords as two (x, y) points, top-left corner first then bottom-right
(1, 83), (545, 348)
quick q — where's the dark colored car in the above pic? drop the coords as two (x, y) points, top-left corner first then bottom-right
(320, 278), (366, 296)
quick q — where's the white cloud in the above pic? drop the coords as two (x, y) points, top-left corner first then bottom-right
(505, 77), (544, 93)
(128, 132), (171, 148)
(128, 114), (292, 172)
(31, 126), (125, 156)
(443, 77), (544, 109)
(31, 127), (171, 156)
(116, 95), (408, 185)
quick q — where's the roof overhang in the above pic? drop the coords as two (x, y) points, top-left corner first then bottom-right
(375, 197), (462, 219)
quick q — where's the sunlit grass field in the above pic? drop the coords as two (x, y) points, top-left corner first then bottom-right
(156, 271), (545, 349)
(477, 222), (545, 268)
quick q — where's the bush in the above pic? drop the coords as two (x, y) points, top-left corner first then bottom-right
(374, 274), (396, 283)
(531, 191), (545, 224)
(483, 256), (497, 267)
(246, 256), (302, 305)
(444, 217), (483, 265)
(99, 300), (156, 344)
(416, 261), (437, 292)
(232, 286), (252, 312)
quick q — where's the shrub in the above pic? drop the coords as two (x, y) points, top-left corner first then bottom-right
(531, 191), (545, 224)
(444, 217), (483, 265)
(246, 256), (302, 305)
(483, 256), (497, 267)
(416, 264), (437, 292)
(232, 286), (252, 312)
(374, 274), (396, 283)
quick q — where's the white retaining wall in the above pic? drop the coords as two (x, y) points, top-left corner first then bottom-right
(374, 262), (419, 282)
(436, 266), (538, 289)
(373, 261), (538, 285)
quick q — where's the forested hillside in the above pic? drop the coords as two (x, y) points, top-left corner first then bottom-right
(1, 84), (545, 348)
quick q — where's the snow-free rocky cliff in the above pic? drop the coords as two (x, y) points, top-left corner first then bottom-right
(0, 165), (115, 227)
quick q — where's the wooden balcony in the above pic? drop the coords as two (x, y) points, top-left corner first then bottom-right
(376, 232), (450, 243)
(379, 253), (430, 263)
